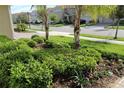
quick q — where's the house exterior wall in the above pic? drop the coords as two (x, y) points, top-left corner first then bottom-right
(0, 5), (14, 39)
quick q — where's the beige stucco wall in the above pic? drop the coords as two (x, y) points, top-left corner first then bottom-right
(0, 5), (14, 39)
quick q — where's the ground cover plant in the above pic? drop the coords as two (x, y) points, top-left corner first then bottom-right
(0, 35), (123, 88)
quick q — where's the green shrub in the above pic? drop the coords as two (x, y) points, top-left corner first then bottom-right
(32, 48), (101, 76)
(16, 23), (28, 32)
(99, 51), (119, 61)
(0, 44), (33, 87)
(0, 35), (11, 43)
(44, 40), (71, 48)
(27, 40), (36, 48)
(9, 61), (53, 88)
(0, 41), (25, 54)
(76, 48), (101, 62)
(16, 38), (31, 43)
(32, 37), (44, 44)
(0, 57), (13, 87)
(5, 45), (33, 63)
(31, 35), (40, 39)
(44, 40), (53, 48)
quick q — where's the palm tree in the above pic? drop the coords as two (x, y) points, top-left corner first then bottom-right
(74, 5), (117, 49)
(74, 5), (82, 49)
(32, 5), (49, 40)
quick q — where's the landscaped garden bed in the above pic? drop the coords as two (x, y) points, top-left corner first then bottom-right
(0, 35), (124, 88)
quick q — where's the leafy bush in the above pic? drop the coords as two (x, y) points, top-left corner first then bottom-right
(9, 61), (53, 88)
(44, 40), (71, 48)
(99, 51), (119, 61)
(32, 48), (101, 76)
(44, 40), (54, 48)
(16, 38), (31, 43)
(0, 35), (11, 43)
(0, 41), (26, 54)
(27, 40), (36, 48)
(5, 45), (33, 63)
(0, 43), (33, 87)
(16, 23), (28, 32)
(32, 37), (44, 44)
(31, 35), (40, 39)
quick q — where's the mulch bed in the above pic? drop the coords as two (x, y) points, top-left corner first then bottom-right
(52, 57), (124, 88)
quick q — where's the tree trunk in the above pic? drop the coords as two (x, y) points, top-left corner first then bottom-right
(44, 6), (49, 40)
(114, 19), (120, 39)
(74, 6), (82, 49)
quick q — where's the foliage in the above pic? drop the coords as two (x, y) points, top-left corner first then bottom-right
(49, 13), (60, 23)
(5, 45), (33, 63)
(32, 47), (101, 76)
(0, 43), (33, 87)
(9, 61), (53, 88)
(0, 36), (124, 88)
(31, 35), (40, 39)
(44, 40), (71, 48)
(32, 36), (44, 44)
(27, 40), (37, 48)
(50, 36), (124, 56)
(115, 5), (124, 20)
(16, 23), (28, 32)
(16, 12), (29, 23)
(72, 70), (89, 87)
(83, 5), (117, 21)
(0, 35), (11, 43)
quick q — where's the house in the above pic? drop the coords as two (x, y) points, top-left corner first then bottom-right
(0, 5), (14, 39)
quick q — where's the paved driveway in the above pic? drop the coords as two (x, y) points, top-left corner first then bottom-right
(14, 24), (124, 39)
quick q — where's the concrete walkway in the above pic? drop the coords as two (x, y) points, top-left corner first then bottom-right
(110, 77), (124, 88)
(65, 35), (124, 45)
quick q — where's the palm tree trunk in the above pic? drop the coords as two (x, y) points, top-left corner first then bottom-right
(44, 6), (49, 40)
(114, 19), (120, 39)
(74, 6), (82, 49)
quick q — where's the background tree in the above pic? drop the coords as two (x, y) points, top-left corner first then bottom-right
(73, 5), (117, 49)
(114, 5), (124, 39)
(49, 13), (60, 24)
(33, 5), (49, 40)
(16, 13), (28, 23)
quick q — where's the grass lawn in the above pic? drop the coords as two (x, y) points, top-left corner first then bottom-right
(49, 36), (124, 57)
(80, 34), (124, 42)
(1, 35), (124, 57)
(105, 25), (124, 30)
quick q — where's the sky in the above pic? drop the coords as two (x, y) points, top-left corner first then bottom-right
(11, 5), (56, 14)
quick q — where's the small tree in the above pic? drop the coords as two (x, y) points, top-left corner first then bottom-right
(33, 5), (49, 40)
(73, 5), (116, 49)
(114, 6), (124, 39)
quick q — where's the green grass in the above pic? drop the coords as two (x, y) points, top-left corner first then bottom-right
(49, 36), (124, 57)
(1, 35), (124, 57)
(105, 25), (124, 30)
(79, 34), (124, 41)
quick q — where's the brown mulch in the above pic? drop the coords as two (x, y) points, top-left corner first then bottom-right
(52, 58), (124, 88)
